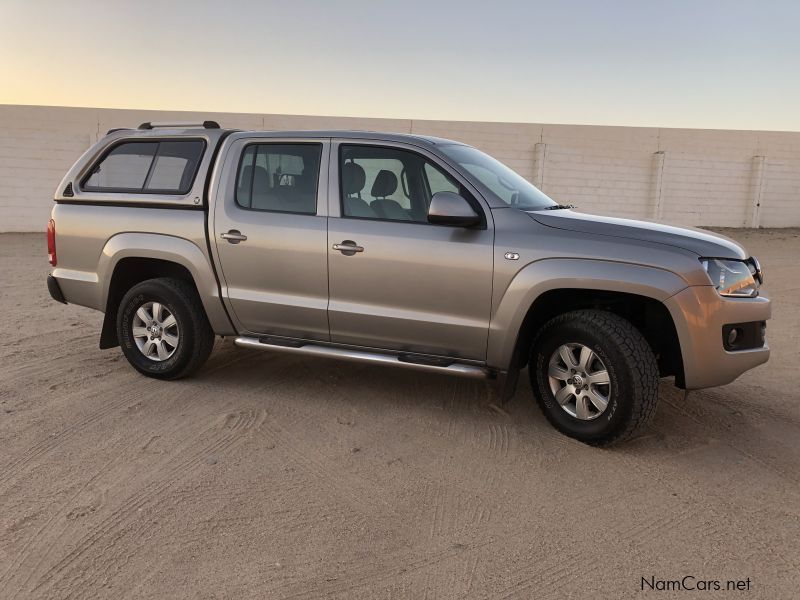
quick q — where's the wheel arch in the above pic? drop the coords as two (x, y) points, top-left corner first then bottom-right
(488, 259), (687, 400)
(98, 233), (234, 348)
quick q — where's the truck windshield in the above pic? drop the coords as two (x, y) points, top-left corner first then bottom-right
(440, 145), (557, 210)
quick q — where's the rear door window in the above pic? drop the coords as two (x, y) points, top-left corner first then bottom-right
(235, 143), (322, 214)
(83, 139), (205, 194)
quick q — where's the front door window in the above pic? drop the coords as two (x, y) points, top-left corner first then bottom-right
(340, 145), (470, 223)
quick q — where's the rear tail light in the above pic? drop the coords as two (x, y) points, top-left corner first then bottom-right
(47, 219), (57, 266)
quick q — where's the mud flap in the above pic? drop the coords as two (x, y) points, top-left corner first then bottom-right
(494, 367), (520, 406)
(99, 310), (120, 349)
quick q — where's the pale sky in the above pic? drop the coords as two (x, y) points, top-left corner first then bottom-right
(2, 0), (799, 131)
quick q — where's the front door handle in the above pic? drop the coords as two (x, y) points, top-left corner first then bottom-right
(220, 230), (247, 244)
(332, 240), (364, 255)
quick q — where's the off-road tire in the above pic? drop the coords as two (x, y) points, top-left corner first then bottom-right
(530, 309), (659, 446)
(117, 277), (214, 380)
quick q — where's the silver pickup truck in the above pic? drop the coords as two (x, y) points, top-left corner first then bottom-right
(47, 121), (770, 446)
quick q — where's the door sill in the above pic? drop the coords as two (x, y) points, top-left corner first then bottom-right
(234, 336), (490, 379)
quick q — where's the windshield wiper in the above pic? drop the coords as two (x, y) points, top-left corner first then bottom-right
(540, 204), (575, 211)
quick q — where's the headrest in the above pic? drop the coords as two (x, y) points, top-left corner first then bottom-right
(342, 162), (366, 195)
(371, 169), (397, 198)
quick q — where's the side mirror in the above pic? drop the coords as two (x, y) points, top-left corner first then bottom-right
(427, 191), (481, 227)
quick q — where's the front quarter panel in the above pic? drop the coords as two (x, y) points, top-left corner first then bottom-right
(487, 257), (690, 368)
(486, 208), (771, 389)
(487, 207), (702, 369)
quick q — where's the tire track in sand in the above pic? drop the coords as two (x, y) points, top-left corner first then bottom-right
(0, 351), (247, 490)
(8, 408), (265, 599)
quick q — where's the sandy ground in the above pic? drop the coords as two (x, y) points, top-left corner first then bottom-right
(0, 229), (798, 599)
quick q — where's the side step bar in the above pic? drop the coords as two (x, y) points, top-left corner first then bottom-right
(234, 336), (490, 379)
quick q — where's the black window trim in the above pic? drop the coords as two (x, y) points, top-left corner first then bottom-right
(80, 138), (207, 196)
(233, 141), (324, 216)
(337, 143), (487, 229)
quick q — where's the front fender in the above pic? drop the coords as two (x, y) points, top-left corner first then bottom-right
(98, 233), (233, 334)
(486, 258), (689, 369)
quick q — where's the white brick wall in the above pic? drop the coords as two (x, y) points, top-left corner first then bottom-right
(1, 104), (798, 231)
(540, 125), (661, 220)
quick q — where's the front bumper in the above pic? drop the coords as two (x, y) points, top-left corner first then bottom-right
(665, 286), (770, 389)
(47, 274), (67, 304)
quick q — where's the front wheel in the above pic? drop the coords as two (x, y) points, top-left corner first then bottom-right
(117, 278), (214, 380)
(530, 309), (659, 446)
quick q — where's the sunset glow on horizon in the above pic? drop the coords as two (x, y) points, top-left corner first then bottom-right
(2, 0), (799, 131)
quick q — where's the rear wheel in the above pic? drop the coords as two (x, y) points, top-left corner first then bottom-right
(530, 309), (659, 446)
(117, 278), (214, 380)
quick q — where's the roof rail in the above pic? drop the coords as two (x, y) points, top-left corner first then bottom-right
(138, 120), (220, 130)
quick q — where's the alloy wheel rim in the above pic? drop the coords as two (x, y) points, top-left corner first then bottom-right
(547, 343), (611, 420)
(132, 301), (179, 361)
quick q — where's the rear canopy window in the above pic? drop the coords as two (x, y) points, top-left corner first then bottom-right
(83, 139), (205, 194)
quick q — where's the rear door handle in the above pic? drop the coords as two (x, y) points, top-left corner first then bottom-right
(220, 230), (247, 244)
(332, 241), (364, 254)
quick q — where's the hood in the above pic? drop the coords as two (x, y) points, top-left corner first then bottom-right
(528, 210), (747, 259)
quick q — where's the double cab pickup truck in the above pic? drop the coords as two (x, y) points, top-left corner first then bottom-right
(47, 121), (770, 445)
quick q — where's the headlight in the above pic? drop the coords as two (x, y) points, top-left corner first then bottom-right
(700, 258), (761, 297)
